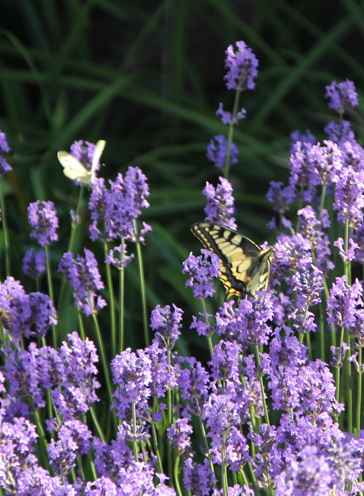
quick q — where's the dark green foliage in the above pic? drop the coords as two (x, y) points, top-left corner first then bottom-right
(0, 0), (363, 353)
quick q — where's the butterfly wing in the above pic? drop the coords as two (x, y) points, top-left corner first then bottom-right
(191, 222), (273, 298)
(90, 140), (106, 177)
(57, 151), (91, 183)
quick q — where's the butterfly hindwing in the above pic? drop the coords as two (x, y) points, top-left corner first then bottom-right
(191, 222), (274, 298)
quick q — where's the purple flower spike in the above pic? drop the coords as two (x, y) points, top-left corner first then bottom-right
(105, 244), (134, 269)
(290, 129), (317, 151)
(203, 177), (237, 229)
(104, 166), (151, 241)
(22, 248), (46, 279)
(111, 347), (152, 420)
(88, 177), (107, 241)
(28, 200), (59, 246)
(182, 250), (220, 299)
(184, 457), (216, 496)
(167, 417), (193, 454)
(224, 41), (259, 91)
(206, 135), (239, 169)
(150, 303), (183, 345)
(266, 181), (295, 215)
(333, 166), (364, 228)
(327, 276), (363, 329)
(0, 130), (12, 177)
(47, 420), (92, 476)
(216, 296), (273, 347)
(325, 79), (358, 113)
(177, 356), (210, 417)
(216, 103), (246, 125)
(58, 248), (107, 316)
(324, 120), (356, 146)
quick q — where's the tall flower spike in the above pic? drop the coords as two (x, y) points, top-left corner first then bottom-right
(0, 130), (11, 177)
(150, 303), (183, 346)
(22, 248), (46, 279)
(327, 276), (363, 330)
(224, 40), (259, 91)
(333, 166), (364, 228)
(206, 135), (239, 169)
(203, 177), (237, 229)
(88, 177), (108, 241)
(104, 166), (151, 241)
(182, 249), (220, 300)
(28, 200), (59, 247)
(58, 248), (107, 316)
(325, 79), (358, 113)
(111, 347), (152, 420)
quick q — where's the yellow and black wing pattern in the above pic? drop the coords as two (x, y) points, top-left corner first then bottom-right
(191, 222), (274, 299)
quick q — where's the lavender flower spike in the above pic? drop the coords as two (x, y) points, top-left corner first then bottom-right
(325, 79), (358, 113)
(203, 177), (237, 229)
(58, 248), (107, 316)
(182, 250), (220, 300)
(0, 130), (12, 177)
(224, 40), (259, 91)
(28, 200), (59, 246)
(206, 135), (239, 169)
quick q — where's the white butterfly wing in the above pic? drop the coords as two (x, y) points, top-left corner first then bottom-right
(91, 140), (106, 174)
(57, 151), (91, 183)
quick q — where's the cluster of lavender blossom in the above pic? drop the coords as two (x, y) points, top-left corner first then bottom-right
(0, 40), (363, 496)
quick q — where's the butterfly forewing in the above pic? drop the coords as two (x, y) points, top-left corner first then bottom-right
(191, 222), (274, 298)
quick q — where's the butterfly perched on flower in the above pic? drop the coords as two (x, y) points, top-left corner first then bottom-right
(191, 222), (274, 298)
(57, 140), (106, 185)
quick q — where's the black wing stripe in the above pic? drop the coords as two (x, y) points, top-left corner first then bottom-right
(191, 222), (274, 298)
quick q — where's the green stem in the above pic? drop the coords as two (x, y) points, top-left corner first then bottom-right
(347, 332), (352, 433)
(69, 187), (84, 254)
(119, 238), (125, 352)
(134, 220), (149, 346)
(41, 336), (59, 426)
(319, 302), (325, 363)
(335, 325), (345, 406)
(223, 89), (241, 179)
(89, 404), (106, 443)
(323, 278), (336, 348)
(174, 456), (183, 496)
(132, 402), (139, 461)
(77, 309), (86, 341)
(44, 245), (57, 348)
(151, 398), (163, 473)
(198, 415), (216, 481)
(246, 462), (262, 496)
(305, 330), (312, 361)
(356, 347), (362, 434)
(319, 181), (327, 222)
(33, 407), (52, 474)
(91, 313), (116, 433)
(0, 180), (10, 276)
(103, 240), (117, 358)
(255, 345), (270, 427)
(221, 433), (228, 496)
(57, 187), (84, 317)
(201, 299), (214, 356)
(344, 214), (350, 282)
(167, 346), (174, 488)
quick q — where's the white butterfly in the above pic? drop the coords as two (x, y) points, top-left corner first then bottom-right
(57, 140), (106, 184)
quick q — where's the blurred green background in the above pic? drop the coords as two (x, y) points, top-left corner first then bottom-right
(0, 0), (363, 352)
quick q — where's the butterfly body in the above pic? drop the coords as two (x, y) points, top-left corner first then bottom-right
(191, 222), (274, 298)
(57, 140), (106, 184)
